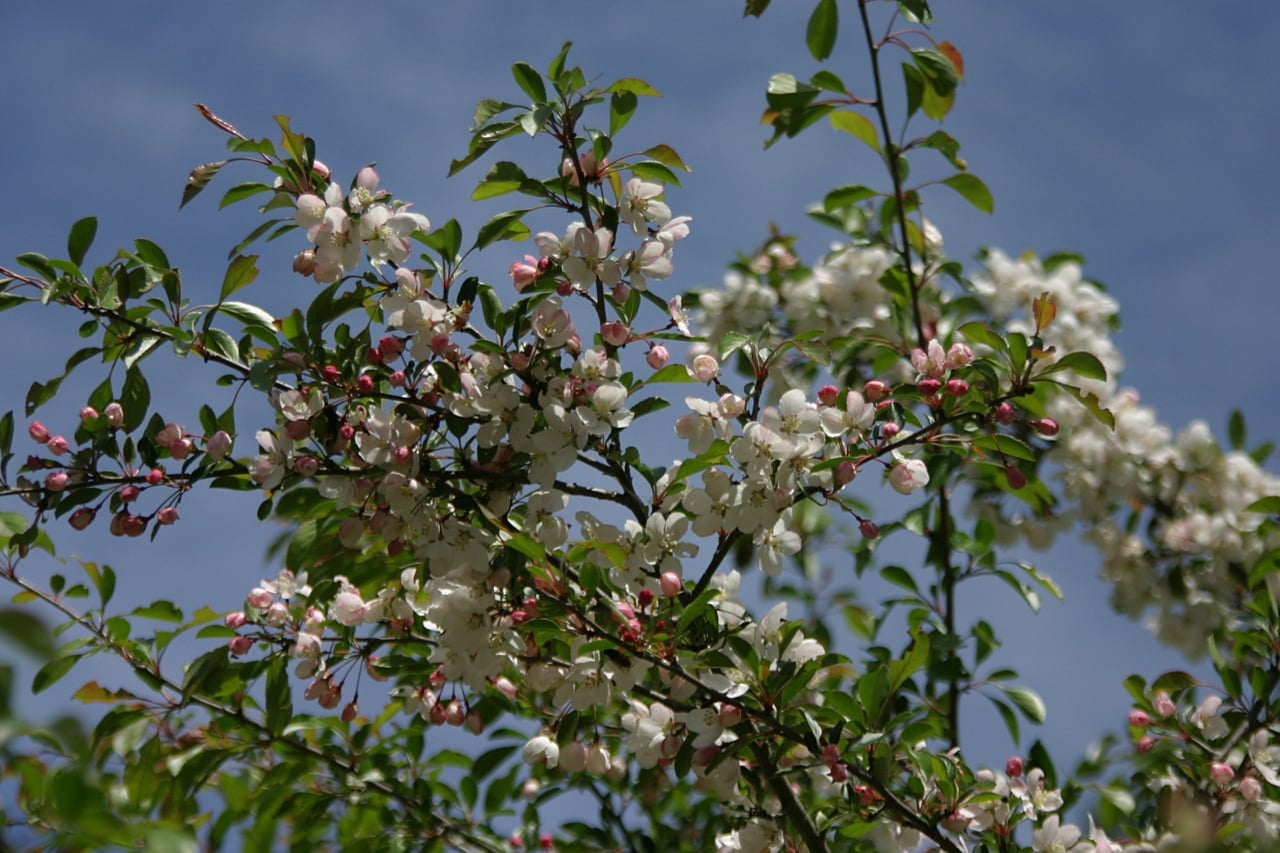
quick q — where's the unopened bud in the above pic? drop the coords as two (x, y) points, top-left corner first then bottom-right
(68, 507), (95, 530)
(47, 436), (70, 456)
(1005, 756), (1024, 778)
(224, 611), (248, 629)
(645, 345), (669, 370)
(917, 378), (942, 396)
(993, 402), (1016, 424)
(44, 471), (69, 492)
(859, 519), (879, 539)
(945, 379), (969, 397)
(1004, 465), (1027, 490)
(864, 380), (890, 401)
(206, 430), (232, 460)
(155, 506), (179, 525)
(341, 701), (359, 723)
(1210, 762), (1235, 785)
(1033, 418), (1060, 437)
(835, 460), (858, 486)
(880, 422), (900, 440)
(691, 354), (719, 382)
(1154, 692), (1177, 717)
(1240, 776), (1262, 801)
(601, 322), (630, 347)
(79, 406), (98, 422)
(228, 635), (254, 656)
(1128, 710), (1151, 729)
(659, 571), (682, 598)
(28, 421), (51, 443)
(818, 384), (840, 406)
(103, 402), (125, 428)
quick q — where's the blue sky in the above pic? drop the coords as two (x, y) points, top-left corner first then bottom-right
(2, 0), (1278, 805)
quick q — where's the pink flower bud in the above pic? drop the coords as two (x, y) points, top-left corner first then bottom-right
(864, 380), (890, 401)
(79, 406), (98, 422)
(293, 250), (318, 276)
(940, 812), (971, 834)
(659, 571), (682, 598)
(464, 708), (484, 734)
(637, 588), (654, 610)
(556, 279), (574, 297)
(224, 611), (248, 629)
(47, 436), (70, 456)
(340, 701), (359, 723)
(304, 679), (326, 701)
(718, 704), (742, 728)
(103, 402), (125, 428)
(119, 485), (140, 504)
(888, 459), (929, 495)
(880, 422), (901, 440)
(1240, 776), (1262, 801)
(1005, 465), (1027, 490)
(645, 345), (670, 370)
(859, 519), (880, 539)
(818, 385), (840, 406)
(388, 370), (407, 388)
(145, 468), (164, 485)
(293, 456), (320, 477)
(1128, 710), (1151, 729)
(338, 516), (363, 548)
(1033, 418), (1060, 437)
(44, 471), (69, 492)
(1210, 762), (1235, 785)
(155, 507), (179, 525)
(311, 160), (331, 180)
(356, 375), (375, 394)
(206, 430), (232, 460)
(365, 347), (383, 366)
(829, 762), (850, 783)
(247, 587), (274, 610)
(917, 378), (942, 396)
(600, 322), (630, 347)
(265, 602), (288, 626)
(319, 684), (342, 709)
(506, 257), (537, 290)
(1005, 756), (1024, 778)
(68, 507), (95, 530)
(321, 364), (342, 384)
(168, 439), (193, 460)
(429, 701), (448, 725)
(945, 379), (969, 397)
(539, 833), (554, 850)
(611, 283), (629, 303)
(228, 635), (254, 656)
(156, 423), (183, 446)
(28, 422), (50, 443)
(835, 460), (859, 486)
(692, 354), (719, 382)
(109, 512), (128, 537)
(445, 700), (465, 726)
(946, 342), (974, 369)
(1154, 692), (1176, 717)
(123, 515), (146, 537)
(356, 165), (379, 192)
(692, 745), (721, 767)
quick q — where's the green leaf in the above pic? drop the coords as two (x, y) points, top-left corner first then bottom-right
(806, 0), (839, 61)
(473, 209), (532, 250)
(642, 144), (691, 173)
(828, 110), (879, 152)
(33, 655), (79, 694)
(1228, 409), (1246, 451)
(823, 184), (879, 211)
(607, 78), (661, 97)
(941, 173), (993, 214)
(471, 161), (529, 201)
(911, 47), (959, 97)
(744, 0), (772, 16)
(265, 657), (292, 737)
(0, 608), (53, 660)
(67, 217), (98, 267)
(511, 62), (547, 103)
(219, 182), (273, 209)
(610, 90), (638, 136)
(133, 600), (184, 623)
(646, 364), (696, 383)
(120, 366), (150, 433)
(1050, 381), (1115, 429)
(1151, 670), (1196, 693)
(1005, 685), (1047, 723)
(1245, 496), (1280, 515)
(180, 161), (226, 209)
(217, 301), (277, 332)
(219, 254), (260, 301)
(1045, 351), (1107, 381)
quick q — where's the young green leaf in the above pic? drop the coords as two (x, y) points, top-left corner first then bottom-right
(806, 0), (839, 61)
(941, 173), (994, 214)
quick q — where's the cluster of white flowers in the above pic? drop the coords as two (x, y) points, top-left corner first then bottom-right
(971, 250), (1280, 653)
(292, 166), (430, 282)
